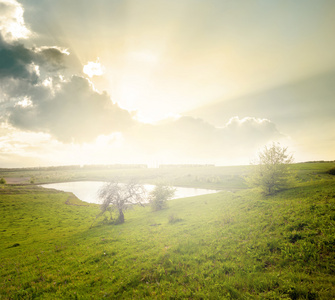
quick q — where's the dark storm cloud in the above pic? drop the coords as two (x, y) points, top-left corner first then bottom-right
(7, 76), (134, 142)
(0, 35), (67, 76)
(34, 46), (67, 71)
(0, 32), (135, 143)
(0, 35), (68, 89)
(0, 35), (37, 82)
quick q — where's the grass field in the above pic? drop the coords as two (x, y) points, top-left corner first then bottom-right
(0, 163), (335, 299)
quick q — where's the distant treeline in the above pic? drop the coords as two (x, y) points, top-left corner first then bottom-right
(159, 164), (215, 168)
(0, 164), (148, 172)
(302, 160), (335, 164)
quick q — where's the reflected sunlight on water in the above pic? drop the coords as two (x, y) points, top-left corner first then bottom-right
(40, 181), (218, 204)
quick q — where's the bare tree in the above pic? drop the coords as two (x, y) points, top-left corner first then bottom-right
(97, 180), (146, 224)
(247, 142), (294, 195)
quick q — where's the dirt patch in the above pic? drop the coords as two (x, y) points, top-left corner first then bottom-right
(4, 177), (30, 184)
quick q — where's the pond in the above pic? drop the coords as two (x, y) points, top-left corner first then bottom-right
(39, 181), (218, 204)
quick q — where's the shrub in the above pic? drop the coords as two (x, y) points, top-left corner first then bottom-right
(150, 184), (175, 211)
(0, 177), (6, 184)
(247, 142), (295, 195)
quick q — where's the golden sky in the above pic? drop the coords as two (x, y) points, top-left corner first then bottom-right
(0, 0), (334, 167)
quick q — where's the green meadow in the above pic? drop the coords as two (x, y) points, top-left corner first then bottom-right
(1, 163), (335, 299)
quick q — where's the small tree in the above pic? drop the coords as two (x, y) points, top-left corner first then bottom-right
(149, 184), (175, 211)
(97, 180), (146, 224)
(247, 142), (294, 195)
(0, 177), (6, 184)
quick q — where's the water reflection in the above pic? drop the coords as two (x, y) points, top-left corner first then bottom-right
(40, 181), (218, 204)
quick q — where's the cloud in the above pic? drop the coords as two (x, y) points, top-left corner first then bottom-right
(125, 116), (284, 164)
(34, 46), (69, 72)
(0, 114), (288, 167)
(0, 0), (30, 41)
(0, 35), (68, 85)
(0, 124), (55, 167)
(83, 58), (105, 78)
(0, 123), (131, 168)
(0, 34), (72, 129)
(223, 116), (281, 143)
(0, 22), (134, 143)
(0, 1), (288, 166)
(6, 76), (134, 142)
(0, 35), (37, 82)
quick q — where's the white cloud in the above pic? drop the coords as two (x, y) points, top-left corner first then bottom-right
(224, 116), (280, 138)
(15, 96), (32, 108)
(83, 58), (105, 78)
(225, 116), (271, 127)
(123, 115), (285, 165)
(0, 0), (30, 41)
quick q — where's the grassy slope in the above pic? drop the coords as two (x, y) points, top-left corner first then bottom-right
(0, 163), (334, 299)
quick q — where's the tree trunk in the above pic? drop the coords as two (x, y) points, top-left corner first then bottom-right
(118, 209), (125, 224)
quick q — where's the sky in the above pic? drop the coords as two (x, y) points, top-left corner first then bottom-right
(0, 0), (334, 167)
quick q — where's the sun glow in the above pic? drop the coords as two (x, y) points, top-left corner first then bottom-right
(128, 51), (159, 64)
(83, 58), (105, 78)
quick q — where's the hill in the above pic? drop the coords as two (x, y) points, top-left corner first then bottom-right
(0, 163), (334, 299)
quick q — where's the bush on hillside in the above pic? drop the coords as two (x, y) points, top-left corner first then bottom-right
(149, 184), (175, 211)
(247, 142), (295, 195)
